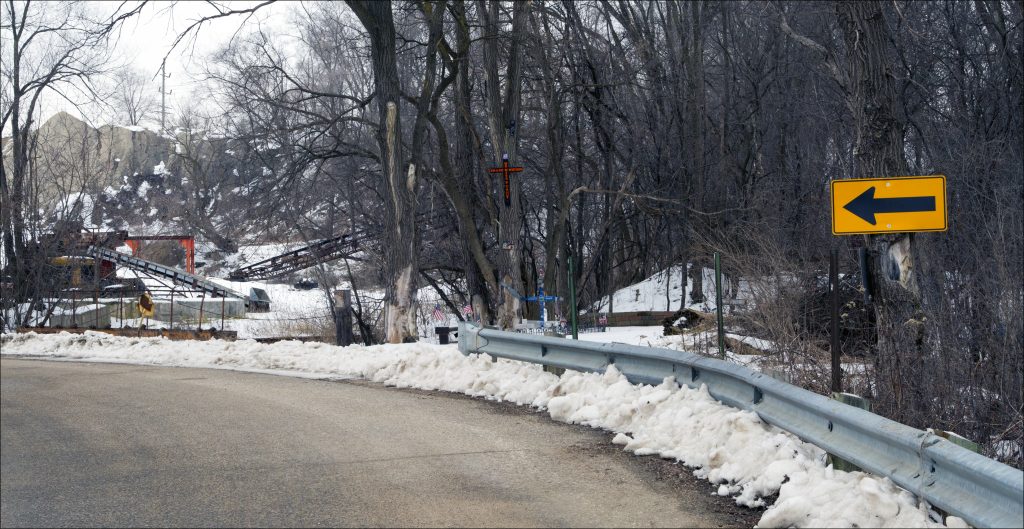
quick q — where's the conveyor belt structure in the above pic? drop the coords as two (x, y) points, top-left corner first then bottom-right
(86, 245), (252, 306)
(228, 234), (360, 282)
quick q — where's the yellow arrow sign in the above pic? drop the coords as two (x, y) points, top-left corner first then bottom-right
(831, 175), (947, 235)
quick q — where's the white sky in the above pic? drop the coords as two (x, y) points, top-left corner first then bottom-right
(45, 1), (293, 129)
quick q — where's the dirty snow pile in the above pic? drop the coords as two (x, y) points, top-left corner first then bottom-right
(1, 331), (961, 528)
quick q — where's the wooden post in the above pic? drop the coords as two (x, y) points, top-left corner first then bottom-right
(169, 290), (175, 330)
(118, 290), (123, 328)
(335, 289), (353, 346)
(828, 392), (871, 471)
(71, 293), (77, 328)
(198, 293), (205, 331)
(220, 296), (225, 332)
(830, 246), (842, 393)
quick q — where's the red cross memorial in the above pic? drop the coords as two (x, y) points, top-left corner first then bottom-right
(488, 153), (523, 207)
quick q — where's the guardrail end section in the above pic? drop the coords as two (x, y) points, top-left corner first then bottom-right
(457, 321), (475, 356)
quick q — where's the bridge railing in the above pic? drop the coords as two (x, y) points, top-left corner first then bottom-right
(457, 322), (1023, 529)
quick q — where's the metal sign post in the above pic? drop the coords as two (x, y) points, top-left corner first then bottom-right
(714, 252), (725, 359)
(830, 246), (842, 393)
(568, 256), (578, 340)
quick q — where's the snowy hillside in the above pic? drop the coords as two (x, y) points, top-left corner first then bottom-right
(593, 265), (753, 313)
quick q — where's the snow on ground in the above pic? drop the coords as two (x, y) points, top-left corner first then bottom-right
(593, 264), (762, 314)
(578, 326), (667, 347)
(581, 325), (724, 358)
(210, 277), (335, 338)
(593, 265), (697, 313)
(212, 241), (307, 274)
(107, 256), (337, 338)
(1, 331), (958, 528)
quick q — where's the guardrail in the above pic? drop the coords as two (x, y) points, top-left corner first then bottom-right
(457, 322), (1023, 529)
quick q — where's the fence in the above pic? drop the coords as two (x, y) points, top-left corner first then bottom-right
(515, 323), (606, 336)
(457, 322), (1024, 529)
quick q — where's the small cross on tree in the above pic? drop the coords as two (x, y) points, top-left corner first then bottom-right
(488, 153), (523, 207)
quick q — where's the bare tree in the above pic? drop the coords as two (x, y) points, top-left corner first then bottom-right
(345, 0), (422, 343)
(111, 66), (157, 126)
(1, 0), (138, 307)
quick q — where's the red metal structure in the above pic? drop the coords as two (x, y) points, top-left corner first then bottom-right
(124, 235), (196, 274)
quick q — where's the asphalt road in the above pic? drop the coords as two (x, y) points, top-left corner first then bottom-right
(1, 358), (757, 527)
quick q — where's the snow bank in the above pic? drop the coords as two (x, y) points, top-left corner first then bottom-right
(1, 331), (958, 528)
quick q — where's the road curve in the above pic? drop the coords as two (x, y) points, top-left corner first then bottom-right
(1, 358), (755, 527)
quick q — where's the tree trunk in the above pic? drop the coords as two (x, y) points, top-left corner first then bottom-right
(450, 0), (495, 323)
(480, 0), (529, 330)
(837, 1), (924, 422)
(536, 9), (568, 312)
(348, 0), (419, 343)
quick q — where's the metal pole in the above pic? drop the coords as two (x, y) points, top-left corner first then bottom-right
(715, 252), (725, 358)
(119, 290), (123, 328)
(94, 289), (99, 329)
(830, 246), (842, 393)
(71, 293), (77, 328)
(160, 59), (166, 134)
(538, 284), (546, 330)
(568, 255), (578, 340)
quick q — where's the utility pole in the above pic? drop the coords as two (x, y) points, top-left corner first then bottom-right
(160, 58), (167, 134)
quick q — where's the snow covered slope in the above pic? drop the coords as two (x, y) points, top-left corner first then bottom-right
(593, 265), (749, 313)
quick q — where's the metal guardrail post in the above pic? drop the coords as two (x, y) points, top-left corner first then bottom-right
(456, 322), (1023, 528)
(829, 392), (869, 471)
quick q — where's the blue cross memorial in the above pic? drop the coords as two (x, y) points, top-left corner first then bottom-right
(501, 281), (561, 330)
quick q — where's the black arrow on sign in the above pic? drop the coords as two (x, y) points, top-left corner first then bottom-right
(843, 186), (936, 225)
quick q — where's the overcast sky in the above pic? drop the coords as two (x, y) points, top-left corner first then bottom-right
(47, 1), (292, 129)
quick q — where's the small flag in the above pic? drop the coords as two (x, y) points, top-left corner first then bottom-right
(462, 304), (473, 315)
(432, 303), (445, 321)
